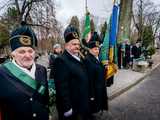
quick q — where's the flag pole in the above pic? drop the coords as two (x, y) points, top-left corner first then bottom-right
(113, 0), (115, 4)
(85, 0), (88, 14)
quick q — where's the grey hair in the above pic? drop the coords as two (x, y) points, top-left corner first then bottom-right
(53, 43), (61, 49)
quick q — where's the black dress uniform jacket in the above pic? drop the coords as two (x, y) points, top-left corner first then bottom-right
(84, 53), (108, 113)
(0, 63), (49, 120)
(53, 50), (89, 120)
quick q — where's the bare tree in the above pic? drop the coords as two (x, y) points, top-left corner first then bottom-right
(0, 0), (63, 52)
(11, 0), (44, 23)
(132, 0), (160, 41)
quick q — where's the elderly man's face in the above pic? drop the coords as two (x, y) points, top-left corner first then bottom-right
(12, 47), (35, 69)
(65, 39), (80, 56)
(89, 47), (100, 57)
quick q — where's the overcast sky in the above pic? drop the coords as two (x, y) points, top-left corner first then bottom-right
(55, 0), (160, 24)
(0, 0), (160, 25)
(55, 0), (113, 25)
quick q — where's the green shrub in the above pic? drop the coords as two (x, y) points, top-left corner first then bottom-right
(147, 47), (156, 56)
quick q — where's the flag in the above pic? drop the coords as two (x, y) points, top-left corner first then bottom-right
(100, 22), (110, 65)
(109, 3), (119, 63)
(100, 3), (119, 64)
(100, 1), (119, 79)
(82, 12), (91, 43)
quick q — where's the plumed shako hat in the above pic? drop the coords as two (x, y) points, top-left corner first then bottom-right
(64, 25), (79, 43)
(82, 32), (101, 48)
(10, 21), (37, 51)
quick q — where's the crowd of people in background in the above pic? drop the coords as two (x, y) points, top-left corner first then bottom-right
(118, 40), (143, 69)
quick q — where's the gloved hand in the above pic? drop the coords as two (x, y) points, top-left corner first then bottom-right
(64, 108), (73, 117)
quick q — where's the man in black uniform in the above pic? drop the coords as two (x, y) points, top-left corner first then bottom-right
(53, 25), (89, 120)
(0, 22), (49, 120)
(83, 32), (108, 117)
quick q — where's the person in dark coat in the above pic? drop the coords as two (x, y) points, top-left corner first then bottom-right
(49, 43), (62, 79)
(83, 32), (108, 117)
(117, 43), (122, 69)
(131, 42), (141, 59)
(53, 25), (90, 120)
(0, 22), (49, 120)
(123, 40), (131, 69)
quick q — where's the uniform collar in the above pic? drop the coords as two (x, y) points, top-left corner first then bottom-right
(65, 50), (81, 61)
(12, 60), (36, 79)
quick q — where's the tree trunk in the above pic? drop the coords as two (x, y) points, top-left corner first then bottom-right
(117, 0), (133, 43)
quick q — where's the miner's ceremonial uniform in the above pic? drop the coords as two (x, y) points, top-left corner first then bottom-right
(0, 62), (49, 120)
(83, 32), (108, 116)
(84, 53), (108, 113)
(53, 25), (90, 120)
(0, 22), (49, 120)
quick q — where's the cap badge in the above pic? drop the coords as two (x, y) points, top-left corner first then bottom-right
(19, 35), (31, 45)
(96, 41), (99, 47)
(72, 32), (79, 39)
